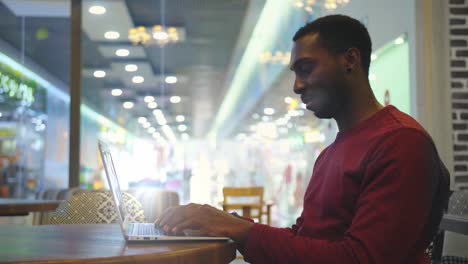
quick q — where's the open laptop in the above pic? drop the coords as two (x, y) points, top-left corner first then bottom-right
(98, 140), (229, 242)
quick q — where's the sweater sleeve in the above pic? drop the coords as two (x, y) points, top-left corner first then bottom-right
(242, 129), (440, 264)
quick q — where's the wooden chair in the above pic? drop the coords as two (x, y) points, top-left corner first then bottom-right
(222, 187), (274, 225)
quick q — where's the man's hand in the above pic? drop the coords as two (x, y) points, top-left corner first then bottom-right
(154, 203), (254, 242)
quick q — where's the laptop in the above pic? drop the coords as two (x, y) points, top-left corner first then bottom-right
(98, 140), (229, 242)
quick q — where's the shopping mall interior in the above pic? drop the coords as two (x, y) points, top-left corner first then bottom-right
(0, 0), (466, 262)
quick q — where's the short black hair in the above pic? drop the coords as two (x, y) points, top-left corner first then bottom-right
(293, 15), (372, 74)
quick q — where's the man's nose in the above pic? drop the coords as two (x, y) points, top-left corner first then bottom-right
(293, 77), (305, 94)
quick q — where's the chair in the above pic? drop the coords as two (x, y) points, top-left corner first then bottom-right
(431, 189), (468, 264)
(127, 188), (180, 223)
(50, 190), (146, 224)
(222, 187), (273, 225)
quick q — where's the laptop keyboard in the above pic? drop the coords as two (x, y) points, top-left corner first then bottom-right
(129, 223), (166, 236)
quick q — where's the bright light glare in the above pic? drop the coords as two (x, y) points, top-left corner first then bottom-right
(122, 102), (134, 109)
(116, 49), (130, 57)
(284, 97), (293, 104)
(394, 37), (404, 45)
(93, 70), (106, 78)
(170, 96), (181, 103)
(176, 115), (185, 122)
(144, 96), (154, 103)
(153, 31), (169, 40)
(125, 64), (138, 72)
(111, 88), (122, 96)
(264, 107), (275, 115)
(104, 31), (120, 40)
(138, 117), (147, 124)
(147, 102), (158, 109)
(165, 76), (177, 84)
(132, 76), (144, 84)
(178, 124), (187, 132)
(89, 5), (106, 15)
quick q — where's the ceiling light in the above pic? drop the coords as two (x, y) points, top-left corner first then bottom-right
(144, 96), (154, 103)
(170, 96), (181, 103)
(125, 64), (138, 72)
(132, 76), (144, 84)
(111, 88), (122, 96)
(147, 102), (158, 109)
(284, 97), (293, 104)
(104, 31), (120, 40)
(394, 37), (405, 45)
(165, 76), (177, 84)
(115, 49), (130, 57)
(138, 117), (147, 124)
(142, 122), (151, 128)
(176, 115), (185, 122)
(0, 112), (2, 118)
(122, 101), (134, 109)
(147, 127), (156, 134)
(181, 133), (189, 141)
(153, 109), (167, 125)
(93, 70), (106, 78)
(161, 125), (176, 142)
(89, 5), (106, 15)
(264, 107), (275, 115)
(371, 54), (377, 61)
(178, 124), (187, 132)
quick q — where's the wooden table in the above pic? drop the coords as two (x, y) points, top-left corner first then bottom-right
(0, 198), (61, 216)
(0, 224), (237, 263)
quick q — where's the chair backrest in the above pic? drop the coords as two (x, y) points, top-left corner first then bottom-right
(222, 187), (264, 220)
(127, 188), (180, 223)
(50, 191), (146, 224)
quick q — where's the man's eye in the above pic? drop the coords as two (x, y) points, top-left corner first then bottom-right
(296, 63), (314, 74)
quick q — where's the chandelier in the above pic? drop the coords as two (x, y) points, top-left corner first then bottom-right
(293, 0), (350, 13)
(128, 25), (185, 46)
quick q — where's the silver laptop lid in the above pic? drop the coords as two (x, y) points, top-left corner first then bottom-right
(98, 140), (129, 239)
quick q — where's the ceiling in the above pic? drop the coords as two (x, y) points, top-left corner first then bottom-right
(0, 0), (321, 142)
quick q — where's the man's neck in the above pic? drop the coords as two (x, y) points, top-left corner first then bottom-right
(334, 83), (384, 132)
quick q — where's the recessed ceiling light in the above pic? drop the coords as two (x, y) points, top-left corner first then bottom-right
(152, 132), (161, 139)
(138, 117), (147, 124)
(170, 96), (181, 103)
(89, 5), (106, 15)
(144, 96), (154, 103)
(125, 64), (138, 72)
(284, 97), (293, 104)
(93, 70), (106, 78)
(147, 102), (158, 109)
(0, 112), (2, 118)
(132, 76), (144, 84)
(264, 107), (275, 115)
(165, 76), (177, 84)
(116, 49), (130, 57)
(147, 127), (156, 134)
(176, 115), (185, 122)
(122, 101), (134, 109)
(142, 122), (151, 128)
(111, 88), (122, 96)
(104, 31), (119, 40)
(178, 124), (187, 132)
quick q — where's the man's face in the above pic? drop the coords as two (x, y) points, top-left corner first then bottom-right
(289, 33), (348, 119)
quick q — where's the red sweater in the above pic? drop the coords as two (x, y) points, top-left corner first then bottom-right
(242, 105), (449, 264)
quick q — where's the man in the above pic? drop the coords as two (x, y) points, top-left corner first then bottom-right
(155, 15), (450, 263)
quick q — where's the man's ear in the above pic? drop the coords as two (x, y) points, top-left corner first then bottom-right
(344, 48), (361, 73)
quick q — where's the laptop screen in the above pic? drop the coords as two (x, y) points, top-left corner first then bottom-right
(98, 141), (127, 227)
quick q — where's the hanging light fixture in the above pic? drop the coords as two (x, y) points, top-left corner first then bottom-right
(292, 0), (350, 13)
(128, 25), (185, 46)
